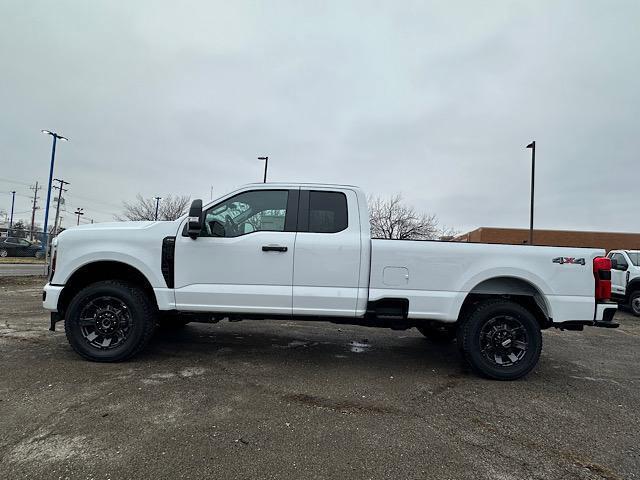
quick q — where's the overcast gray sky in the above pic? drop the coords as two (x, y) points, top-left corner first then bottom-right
(1, 0), (638, 232)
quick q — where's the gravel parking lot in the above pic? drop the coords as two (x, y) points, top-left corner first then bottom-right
(1, 276), (638, 480)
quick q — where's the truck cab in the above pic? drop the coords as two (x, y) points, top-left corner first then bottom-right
(607, 250), (640, 316)
(172, 185), (370, 317)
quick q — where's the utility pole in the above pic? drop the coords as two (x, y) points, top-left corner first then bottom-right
(526, 141), (536, 245)
(29, 182), (41, 241)
(74, 208), (84, 225)
(52, 178), (70, 236)
(258, 156), (268, 183)
(9, 191), (16, 233)
(154, 197), (162, 220)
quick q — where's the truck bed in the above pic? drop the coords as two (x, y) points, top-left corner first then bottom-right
(369, 239), (604, 323)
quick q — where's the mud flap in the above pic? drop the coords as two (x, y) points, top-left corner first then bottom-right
(49, 312), (62, 332)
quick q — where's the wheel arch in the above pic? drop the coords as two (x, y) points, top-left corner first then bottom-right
(458, 276), (552, 329)
(626, 278), (640, 297)
(57, 260), (156, 317)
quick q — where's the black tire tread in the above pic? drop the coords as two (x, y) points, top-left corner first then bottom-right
(65, 280), (156, 362)
(458, 298), (542, 380)
(628, 290), (640, 317)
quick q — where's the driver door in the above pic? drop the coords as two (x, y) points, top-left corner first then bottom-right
(173, 188), (298, 315)
(610, 252), (628, 296)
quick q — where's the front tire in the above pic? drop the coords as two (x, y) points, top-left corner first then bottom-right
(629, 291), (640, 317)
(458, 299), (542, 380)
(0, 248), (8, 258)
(65, 280), (156, 362)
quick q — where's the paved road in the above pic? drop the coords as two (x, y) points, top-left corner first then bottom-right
(0, 263), (47, 277)
(1, 276), (638, 479)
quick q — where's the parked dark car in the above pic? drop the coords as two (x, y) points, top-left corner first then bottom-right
(0, 237), (43, 258)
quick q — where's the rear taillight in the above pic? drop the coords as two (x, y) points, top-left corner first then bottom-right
(593, 256), (612, 301)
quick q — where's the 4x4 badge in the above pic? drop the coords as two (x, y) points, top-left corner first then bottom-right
(553, 257), (585, 265)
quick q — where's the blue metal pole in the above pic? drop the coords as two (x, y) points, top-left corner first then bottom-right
(42, 135), (57, 247)
(9, 191), (16, 230)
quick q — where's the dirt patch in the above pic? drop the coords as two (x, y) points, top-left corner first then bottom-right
(282, 392), (398, 415)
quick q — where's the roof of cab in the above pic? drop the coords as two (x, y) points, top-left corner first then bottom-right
(240, 182), (361, 189)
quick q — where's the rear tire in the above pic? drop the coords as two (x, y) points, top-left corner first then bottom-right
(65, 280), (156, 362)
(416, 324), (457, 342)
(458, 299), (542, 380)
(629, 291), (640, 317)
(0, 249), (8, 257)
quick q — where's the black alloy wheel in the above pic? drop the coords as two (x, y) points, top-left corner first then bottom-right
(78, 296), (132, 350)
(479, 315), (528, 367)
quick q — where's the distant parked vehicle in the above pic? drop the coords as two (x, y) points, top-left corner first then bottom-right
(608, 250), (640, 316)
(0, 237), (43, 258)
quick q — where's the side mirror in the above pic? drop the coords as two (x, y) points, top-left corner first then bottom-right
(210, 220), (226, 237)
(187, 199), (203, 239)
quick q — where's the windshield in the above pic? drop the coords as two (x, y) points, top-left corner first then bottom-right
(626, 251), (640, 266)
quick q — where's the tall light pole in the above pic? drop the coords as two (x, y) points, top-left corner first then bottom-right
(526, 141), (536, 245)
(9, 191), (16, 232)
(258, 156), (268, 183)
(74, 208), (84, 226)
(154, 197), (162, 220)
(41, 130), (68, 248)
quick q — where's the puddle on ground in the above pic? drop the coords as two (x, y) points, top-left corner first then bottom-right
(273, 340), (319, 349)
(348, 339), (371, 353)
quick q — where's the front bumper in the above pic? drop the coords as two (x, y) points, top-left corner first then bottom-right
(43, 283), (65, 332)
(42, 283), (64, 312)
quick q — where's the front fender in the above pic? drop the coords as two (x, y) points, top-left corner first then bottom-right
(54, 251), (164, 288)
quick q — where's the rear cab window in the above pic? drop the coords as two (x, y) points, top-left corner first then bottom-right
(299, 190), (348, 233)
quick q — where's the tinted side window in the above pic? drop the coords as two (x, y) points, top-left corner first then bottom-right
(201, 190), (289, 238)
(613, 253), (628, 268)
(308, 191), (348, 233)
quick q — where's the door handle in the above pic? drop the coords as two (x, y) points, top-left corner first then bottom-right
(262, 245), (288, 252)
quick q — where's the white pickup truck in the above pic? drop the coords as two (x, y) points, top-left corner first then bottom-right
(43, 183), (618, 380)
(607, 249), (640, 316)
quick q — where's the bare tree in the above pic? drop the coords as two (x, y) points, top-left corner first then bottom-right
(117, 194), (191, 221)
(161, 195), (192, 221)
(368, 194), (455, 240)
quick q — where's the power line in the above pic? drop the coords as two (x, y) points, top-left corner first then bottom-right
(68, 192), (121, 210)
(0, 177), (32, 187)
(0, 190), (32, 199)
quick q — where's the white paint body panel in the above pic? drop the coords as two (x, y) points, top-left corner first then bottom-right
(608, 250), (640, 297)
(43, 182), (611, 325)
(370, 239), (604, 322)
(292, 187), (364, 317)
(173, 231), (296, 314)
